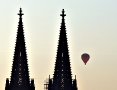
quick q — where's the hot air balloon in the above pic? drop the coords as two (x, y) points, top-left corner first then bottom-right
(81, 53), (90, 65)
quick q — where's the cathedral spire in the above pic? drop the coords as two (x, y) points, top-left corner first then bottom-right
(46, 9), (78, 90)
(52, 9), (73, 90)
(5, 8), (35, 90)
(46, 9), (77, 90)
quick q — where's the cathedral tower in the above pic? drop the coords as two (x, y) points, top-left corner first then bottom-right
(5, 8), (35, 90)
(45, 9), (78, 90)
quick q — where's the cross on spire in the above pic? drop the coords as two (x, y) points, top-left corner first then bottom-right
(60, 9), (66, 19)
(18, 8), (24, 18)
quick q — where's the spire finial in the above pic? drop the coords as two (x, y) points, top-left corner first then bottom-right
(49, 75), (50, 79)
(60, 9), (66, 19)
(18, 8), (24, 18)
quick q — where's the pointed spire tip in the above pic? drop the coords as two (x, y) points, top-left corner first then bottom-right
(18, 8), (24, 18)
(60, 9), (66, 18)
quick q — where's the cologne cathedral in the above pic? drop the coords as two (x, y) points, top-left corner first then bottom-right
(5, 8), (35, 90)
(5, 8), (78, 90)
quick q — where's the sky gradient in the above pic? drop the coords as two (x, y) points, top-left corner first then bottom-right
(0, 0), (117, 90)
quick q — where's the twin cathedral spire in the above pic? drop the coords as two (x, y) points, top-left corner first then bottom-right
(5, 8), (78, 90)
(5, 8), (35, 90)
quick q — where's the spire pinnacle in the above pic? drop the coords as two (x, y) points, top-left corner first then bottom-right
(60, 9), (66, 19)
(18, 8), (24, 18)
(75, 75), (76, 79)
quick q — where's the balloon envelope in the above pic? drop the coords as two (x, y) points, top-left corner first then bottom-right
(81, 53), (90, 65)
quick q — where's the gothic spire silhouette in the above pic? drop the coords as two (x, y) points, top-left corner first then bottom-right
(45, 9), (78, 90)
(5, 8), (35, 90)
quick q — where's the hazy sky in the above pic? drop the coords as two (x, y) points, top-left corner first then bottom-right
(0, 0), (117, 90)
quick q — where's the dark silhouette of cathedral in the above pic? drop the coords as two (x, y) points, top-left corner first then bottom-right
(44, 9), (78, 90)
(5, 8), (35, 90)
(5, 8), (78, 90)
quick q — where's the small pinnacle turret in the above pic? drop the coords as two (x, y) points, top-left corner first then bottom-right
(45, 9), (78, 90)
(5, 8), (35, 90)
